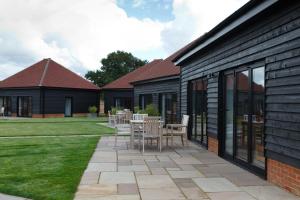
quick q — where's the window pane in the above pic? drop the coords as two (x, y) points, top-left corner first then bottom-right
(225, 74), (234, 155)
(252, 67), (265, 169)
(236, 70), (249, 161)
(202, 80), (207, 145)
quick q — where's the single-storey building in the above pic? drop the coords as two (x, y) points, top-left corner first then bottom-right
(101, 59), (162, 113)
(131, 58), (180, 124)
(0, 58), (100, 118)
(173, 0), (300, 195)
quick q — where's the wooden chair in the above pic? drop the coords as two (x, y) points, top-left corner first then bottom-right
(108, 111), (117, 127)
(142, 116), (163, 153)
(165, 115), (189, 147)
(124, 111), (133, 124)
(132, 113), (148, 120)
(114, 124), (131, 147)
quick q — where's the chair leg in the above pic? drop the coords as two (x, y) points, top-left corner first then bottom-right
(159, 137), (162, 152)
(181, 135), (184, 146)
(115, 134), (117, 147)
(143, 135), (145, 153)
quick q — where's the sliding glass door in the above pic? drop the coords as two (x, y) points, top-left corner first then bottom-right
(189, 78), (207, 146)
(159, 93), (177, 124)
(17, 96), (32, 117)
(222, 65), (265, 174)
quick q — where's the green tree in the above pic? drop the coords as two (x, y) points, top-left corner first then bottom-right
(85, 51), (148, 87)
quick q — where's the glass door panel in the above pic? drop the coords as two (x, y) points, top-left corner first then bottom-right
(65, 97), (72, 117)
(225, 74), (234, 156)
(189, 78), (207, 146)
(236, 70), (249, 161)
(252, 67), (265, 169)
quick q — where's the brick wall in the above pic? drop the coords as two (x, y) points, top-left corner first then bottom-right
(208, 136), (218, 154)
(268, 159), (300, 196)
(73, 113), (88, 117)
(43, 114), (65, 118)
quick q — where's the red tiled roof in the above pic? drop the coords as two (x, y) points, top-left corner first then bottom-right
(0, 58), (100, 90)
(130, 59), (179, 83)
(101, 59), (162, 89)
(130, 40), (197, 83)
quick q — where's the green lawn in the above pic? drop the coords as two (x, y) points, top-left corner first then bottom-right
(0, 117), (114, 137)
(0, 117), (114, 200)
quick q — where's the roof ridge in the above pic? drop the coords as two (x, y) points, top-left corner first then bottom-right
(39, 58), (50, 86)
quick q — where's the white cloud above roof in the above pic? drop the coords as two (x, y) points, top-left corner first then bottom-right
(0, 0), (247, 80)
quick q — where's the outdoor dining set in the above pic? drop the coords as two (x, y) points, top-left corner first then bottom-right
(108, 109), (189, 153)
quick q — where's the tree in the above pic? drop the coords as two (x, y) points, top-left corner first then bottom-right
(85, 51), (148, 87)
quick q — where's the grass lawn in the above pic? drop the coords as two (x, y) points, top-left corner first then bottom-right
(0, 117), (115, 200)
(0, 137), (100, 200)
(0, 117), (114, 137)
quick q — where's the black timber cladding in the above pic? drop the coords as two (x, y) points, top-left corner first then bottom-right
(0, 87), (100, 116)
(43, 88), (100, 114)
(133, 77), (180, 119)
(102, 89), (133, 113)
(179, 1), (300, 168)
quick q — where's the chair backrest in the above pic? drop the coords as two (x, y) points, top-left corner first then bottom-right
(117, 110), (125, 114)
(181, 115), (189, 132)
(125, 111), (133, 120)
(133, 114), (148, 120)
(143, 116), (162, 137)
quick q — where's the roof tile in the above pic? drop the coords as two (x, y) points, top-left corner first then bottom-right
(0, 58), (100, 90)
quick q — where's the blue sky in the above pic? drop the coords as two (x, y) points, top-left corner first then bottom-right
(0, 0), (248, 80)
(117, 0), (174, 22)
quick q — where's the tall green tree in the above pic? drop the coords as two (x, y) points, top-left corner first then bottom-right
(85, 51), (148, 87)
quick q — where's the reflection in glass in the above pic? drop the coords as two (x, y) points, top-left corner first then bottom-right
(225, 74), (234, 155)
(236, 70), (249, 161)
(0, 96), (12, 116)
(252, 67), (265, 168)
(190, 79), (207, 145)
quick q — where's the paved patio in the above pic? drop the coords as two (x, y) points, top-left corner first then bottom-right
(75, 130), (299, 200)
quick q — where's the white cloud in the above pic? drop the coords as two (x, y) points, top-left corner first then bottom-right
(0, 0), (248, 80)
(161, 0), (249, 54)
(0, 0), (165, 80)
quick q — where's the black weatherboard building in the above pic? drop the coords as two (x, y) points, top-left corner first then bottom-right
(0, 58), (100, 118)
(174, 0), (300, 195)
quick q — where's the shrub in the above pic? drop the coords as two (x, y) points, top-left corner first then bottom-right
(145, 104), (160, 116)
(88, 106), (98, 113)
(111, 107), (124, 115)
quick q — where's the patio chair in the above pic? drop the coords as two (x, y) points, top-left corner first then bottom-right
(142, 116), (163, 153)
(108, 111), (117, 127)
(124, 110), (133, 124)
(116, 111), (126, 124)
(165, 115), (189, 147)
(132, 113), (148, 120)
(129, 114), (148, 149)
(114, 123), (131, 147)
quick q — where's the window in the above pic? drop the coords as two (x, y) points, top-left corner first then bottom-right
(114, 97), (132, 110)
(189, 78), (207, 146)
(159, 93), (177, 124)
(222, 65), (265, 173)
(0, 96), (12, 116)
(17, 96), (32, 117)
(139, 94), (153, 110)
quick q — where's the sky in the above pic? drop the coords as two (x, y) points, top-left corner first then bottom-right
(0, 0), (248, 80)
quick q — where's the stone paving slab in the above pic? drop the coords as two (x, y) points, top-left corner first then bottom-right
(0, 194), (29, 200)
(74, 131), (300, 200)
